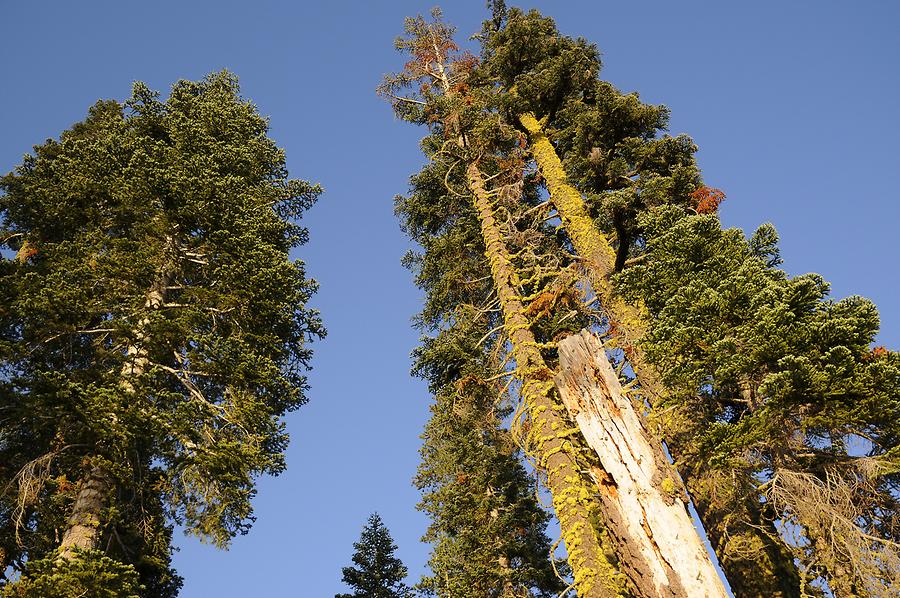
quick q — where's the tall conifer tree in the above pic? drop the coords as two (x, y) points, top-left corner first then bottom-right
(384, 12), (632, 597)
(386, 13), (576, 595)
(474, 9), (793, 595)
(476, 6), (899, 596)
(386, 4), (897, 596)
(0, 72), (324, 596)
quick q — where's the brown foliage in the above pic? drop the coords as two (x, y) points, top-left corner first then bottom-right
(523, 288), (575, 321)
(455, 374), (485, 394)
(768, 468), (900, 596)
(691, 185), (726, 214)
(869, 346), (889, 360)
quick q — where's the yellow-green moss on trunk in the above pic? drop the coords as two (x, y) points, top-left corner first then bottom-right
(519, 112), (664, 407)
(466, 162), (627, 598)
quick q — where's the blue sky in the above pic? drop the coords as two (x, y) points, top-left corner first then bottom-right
(2, 1), (898, 595)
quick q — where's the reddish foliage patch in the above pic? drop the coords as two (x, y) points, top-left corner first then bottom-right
(871, 346), (889, 359)
(691, 186), (727, 214)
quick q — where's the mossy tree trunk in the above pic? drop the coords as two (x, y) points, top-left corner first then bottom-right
(518, 113), (657, 399)
(467, 162), (625, 597)
(520, 111), (801, 597)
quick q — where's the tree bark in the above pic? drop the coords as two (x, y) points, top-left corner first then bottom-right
(57, 467), (111, 560)
(119, 243), (173, 392)
(555, 330), (729, 598)
(518, 113), (660, 403)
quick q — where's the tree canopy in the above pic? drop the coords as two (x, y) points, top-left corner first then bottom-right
(0, 4), (896, 598)
(0, 71), (323, 596)
(383, 5), (899, 596)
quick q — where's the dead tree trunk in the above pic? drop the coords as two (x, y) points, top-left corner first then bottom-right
(555, 330), (729, 598)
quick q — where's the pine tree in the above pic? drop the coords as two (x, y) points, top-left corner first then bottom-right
(385, 5), (898, 595)
(336, 514), (412, 598)
(384, 15), (574, 595)
(0, 72), (324, 596)
(393, 109), (568, 594)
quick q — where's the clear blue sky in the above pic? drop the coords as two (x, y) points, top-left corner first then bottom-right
(2, 1), (898, 595)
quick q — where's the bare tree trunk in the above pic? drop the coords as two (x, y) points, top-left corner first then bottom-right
(119, 246), (172, 392)
(556, 330), (729, 597)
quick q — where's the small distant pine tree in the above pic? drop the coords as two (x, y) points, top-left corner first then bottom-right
(336, 514), (412, 598)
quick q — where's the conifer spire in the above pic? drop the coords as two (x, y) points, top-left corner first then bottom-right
(336, 514), (412, 598)
(383, 12), (628, 596)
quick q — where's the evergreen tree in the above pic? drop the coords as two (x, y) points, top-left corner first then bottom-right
(383, 15), (573, 594)
(475, 6), (899, 596)
(385, 5), (898, 595)
(615, 210), (900, 596)
(0, 72), (324, 596)
(384, 12), (626, 596)
(336, 514), (412, 598)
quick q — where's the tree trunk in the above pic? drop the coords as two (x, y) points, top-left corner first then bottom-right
(58, 237), (176, 561)
(555, 330), (729, 597)
(520, 112), (802, 596)
(689, 484), (801, 598)
(57, 466), (111, 559)
(467, 163), (625, 598)
(518, 112), (661, 402)
(119, 243), (173, 392)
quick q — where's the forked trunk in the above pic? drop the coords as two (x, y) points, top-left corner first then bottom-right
(518, 113), (661, 402)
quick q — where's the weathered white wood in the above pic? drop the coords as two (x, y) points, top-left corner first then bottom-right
(555, 330), (729, 598)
